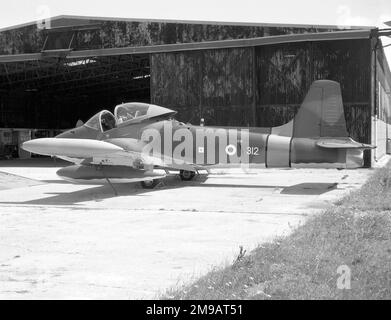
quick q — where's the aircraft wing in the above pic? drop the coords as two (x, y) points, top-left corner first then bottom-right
(102, 138), (199, 172)
(96, 149), (199, 172)
(22, 137), (199, 172)
(316, 138), (376, 149)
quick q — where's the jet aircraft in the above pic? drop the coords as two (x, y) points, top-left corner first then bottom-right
(22, 80), (375, 189)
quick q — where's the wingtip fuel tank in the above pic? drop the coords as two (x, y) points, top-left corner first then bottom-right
(21, 138), (124, 158)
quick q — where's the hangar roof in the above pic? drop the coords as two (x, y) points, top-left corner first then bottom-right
(0, 15), (374, 63)
(0, 15), (374, 58)
(0, 14), (375, 33)
(0, 29), (373, 63)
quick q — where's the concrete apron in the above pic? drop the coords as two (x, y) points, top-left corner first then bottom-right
(0, 157), (386, 299)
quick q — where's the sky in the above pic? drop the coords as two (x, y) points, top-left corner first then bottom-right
(0, 0), (390, 62)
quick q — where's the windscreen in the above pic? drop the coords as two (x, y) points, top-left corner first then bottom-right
(84, 112), (101, 130)
(84, 111), (116, 132)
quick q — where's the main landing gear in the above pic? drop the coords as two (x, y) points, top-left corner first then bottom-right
(140, 170), (197, 189)
(179, 170), (196, 181)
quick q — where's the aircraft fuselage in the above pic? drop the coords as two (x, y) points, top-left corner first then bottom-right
(58, 118), (362, 169)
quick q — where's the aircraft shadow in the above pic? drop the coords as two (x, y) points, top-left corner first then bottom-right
(0, 177), (338, 207)
(0, 158), (68, 168)
(0, 177), (185, 206)
(280, 182), (338, 195)
(0, 184), (148, 206)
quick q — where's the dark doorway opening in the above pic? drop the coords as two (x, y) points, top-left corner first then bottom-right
(0, 54), (151, 129)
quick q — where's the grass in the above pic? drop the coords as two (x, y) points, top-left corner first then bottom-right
(162, 161), (391, 300)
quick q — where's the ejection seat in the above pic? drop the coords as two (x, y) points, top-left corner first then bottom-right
(100, 111), (116, 132)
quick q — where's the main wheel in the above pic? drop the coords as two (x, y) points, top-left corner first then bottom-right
(140, 179), (160, 189)
(179, 170), (196, 181)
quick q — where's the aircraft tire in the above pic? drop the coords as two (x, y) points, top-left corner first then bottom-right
(140, 179), (160, 189)
(179, 170), (196, 181)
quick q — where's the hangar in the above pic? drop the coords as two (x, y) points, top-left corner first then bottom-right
(0, 15), (390, 166)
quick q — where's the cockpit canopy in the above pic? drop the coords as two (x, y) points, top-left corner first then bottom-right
(114, 102), (176, 125)
(115, 103), (149, 123)
(83, 102), (177, 132)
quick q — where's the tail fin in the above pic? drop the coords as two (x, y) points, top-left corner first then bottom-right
(272, 80), (375, 150)
(293, 80), (348, 138)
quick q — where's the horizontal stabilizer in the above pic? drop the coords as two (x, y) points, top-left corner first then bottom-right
(316, 138), (376, 149)
(22, 138), (124, 158)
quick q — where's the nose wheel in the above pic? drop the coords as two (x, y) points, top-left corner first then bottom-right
(179, 170), (196, 181)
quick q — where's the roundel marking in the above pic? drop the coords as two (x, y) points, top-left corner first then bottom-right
(225, 144), (237, 156)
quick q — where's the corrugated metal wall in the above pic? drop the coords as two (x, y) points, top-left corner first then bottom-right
(255, 39), (371, 145)
(151, 38), (372, 165)
(151, 39), (372, 142)
(374, 45), (391, 160)
(150, 48), (254, 126)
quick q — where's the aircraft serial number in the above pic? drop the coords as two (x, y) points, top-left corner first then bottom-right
(247, 147), (260, 155)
